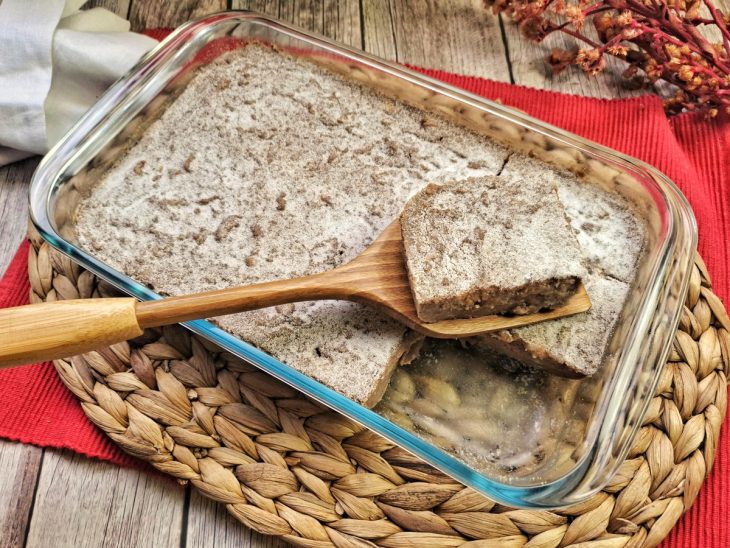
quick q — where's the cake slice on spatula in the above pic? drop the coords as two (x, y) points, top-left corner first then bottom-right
(400, 175), (586, 322)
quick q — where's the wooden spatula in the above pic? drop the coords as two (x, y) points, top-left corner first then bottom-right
(0, 219), (591, 368)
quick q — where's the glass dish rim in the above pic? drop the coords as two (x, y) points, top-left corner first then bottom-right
(28, 10), (698, 508)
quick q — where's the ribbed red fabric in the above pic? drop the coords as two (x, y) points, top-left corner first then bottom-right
(0, 30), (727, 544)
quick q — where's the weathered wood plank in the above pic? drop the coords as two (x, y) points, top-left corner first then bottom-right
(0, 441), (42, 548)
(185, 489), (288, 548)
(363, 0), (510, 80)
(0, 158), (35, 275)
(129, 0), (227, 32)
(89, 0), (132, 18)
(25, 449), (186, 548)
(361, 0), (398, 62)
(237, 0), (281, 19)
(235, 0), (362, 48)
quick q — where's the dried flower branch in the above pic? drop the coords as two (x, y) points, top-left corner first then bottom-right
(486, 0), (730, 116)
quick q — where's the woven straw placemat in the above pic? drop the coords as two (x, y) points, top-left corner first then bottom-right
(27, 226), (730, 548)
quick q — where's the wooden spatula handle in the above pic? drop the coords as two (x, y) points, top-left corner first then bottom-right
(0, 298), (143, 368)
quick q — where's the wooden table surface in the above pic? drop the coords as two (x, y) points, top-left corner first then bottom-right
(0, 1), (700, 546)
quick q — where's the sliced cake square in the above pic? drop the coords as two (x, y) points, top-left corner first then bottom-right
(400, 176), (585, 322)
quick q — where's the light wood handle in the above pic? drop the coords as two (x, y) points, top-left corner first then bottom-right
(135, 271), (344, 328)
(0, 298), (143, 368)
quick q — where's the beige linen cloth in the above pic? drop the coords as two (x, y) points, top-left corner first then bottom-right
(0, 0), (156, 166)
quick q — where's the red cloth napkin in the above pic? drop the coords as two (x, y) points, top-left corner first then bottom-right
(1, 30), (729, 545)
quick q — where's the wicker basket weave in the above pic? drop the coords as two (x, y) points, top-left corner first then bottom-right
(27, 225), (729, 548)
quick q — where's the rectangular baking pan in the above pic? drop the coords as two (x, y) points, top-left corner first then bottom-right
(29, 11), (697, 508)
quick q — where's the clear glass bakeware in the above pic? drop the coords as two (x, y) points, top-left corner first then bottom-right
(29, 12), (697, 508)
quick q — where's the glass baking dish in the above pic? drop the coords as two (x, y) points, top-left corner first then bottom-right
(29, 11), (697, 508)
